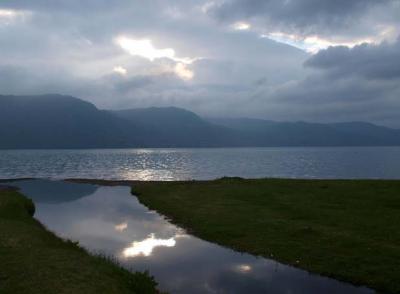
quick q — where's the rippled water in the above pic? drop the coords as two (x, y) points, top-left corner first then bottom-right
(1, 147), (400, 180)
(6, 180), (373, 294)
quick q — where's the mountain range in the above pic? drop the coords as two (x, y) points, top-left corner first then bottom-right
(1, 94), (400, 149)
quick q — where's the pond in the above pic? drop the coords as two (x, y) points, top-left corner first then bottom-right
(7, 179), (374, 294)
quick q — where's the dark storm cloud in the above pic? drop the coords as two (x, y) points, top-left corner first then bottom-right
(260, 38), (400, 126)
(0, 0), (125, 11)
(210, 0), (397, 35)
(213, 0), (377, 22)
(305, 38), (400, 80)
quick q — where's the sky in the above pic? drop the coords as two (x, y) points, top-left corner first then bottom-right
(0, 0), (400, 126)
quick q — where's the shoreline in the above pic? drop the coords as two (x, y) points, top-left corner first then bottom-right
(0, 185), (163, 294)
(77, 177), (399, 294)
(2, 177), (400, 293)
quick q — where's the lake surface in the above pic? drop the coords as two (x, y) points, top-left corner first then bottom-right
(1, 147), (400, 180)
(6, 179), (374, 294)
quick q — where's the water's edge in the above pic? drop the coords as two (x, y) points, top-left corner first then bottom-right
(69, 178), (376, 292)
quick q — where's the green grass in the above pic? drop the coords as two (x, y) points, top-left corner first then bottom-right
(0, 187), (162, 294)
(132, 178), (400, 294)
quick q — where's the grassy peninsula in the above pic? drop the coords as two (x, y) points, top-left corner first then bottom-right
(132, 178), (400, 294)
(0, 186), (161, 294)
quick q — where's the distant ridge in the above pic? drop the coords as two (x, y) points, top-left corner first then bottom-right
(1, 94), (400, 149)
(112, 107), (239, 147)
(209, 117), (400, 147)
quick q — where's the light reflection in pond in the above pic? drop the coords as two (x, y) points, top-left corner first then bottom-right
(122, 233), (177, 258)
(114, 222), (128, 232)
(7, 180), (375, 294)
(237, 264), (252, 273)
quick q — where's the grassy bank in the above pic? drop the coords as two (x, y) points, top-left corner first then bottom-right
(133, 178), (400, 294)
(0, 186), (161, 294)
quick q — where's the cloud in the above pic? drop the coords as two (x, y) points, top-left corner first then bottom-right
(305, 38), (400, 80)
(114, 36), (197, 80)
(115, 37), (177, 62)
(0, 0), (306, 100)
(0, 8), (30, 26)
(0, 8), (21, 18)
(0, 0), (400, 126)
(209, 0), (400, 50)
(261, 38), (400, 126)
(210, 0), (396, 32)
(173, 63), (194, 80)
(263, 32), (386, 54)
(113, 66), (128, 76)
(232, 21), (251, 31)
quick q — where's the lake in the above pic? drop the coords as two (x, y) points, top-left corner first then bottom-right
(6, 179), (374, 294)
(1, 146), (400, 180)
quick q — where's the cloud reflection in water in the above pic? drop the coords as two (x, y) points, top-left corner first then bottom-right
(115, 222), (128, 232)
(122, 233), (176, 258)
(236, 264), (252, 273)
(14, 181), (373, 294)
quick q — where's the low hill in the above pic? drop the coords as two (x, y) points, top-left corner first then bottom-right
(209, 118), (400, 146)
(0, 94), (139, 148)
(113, 107), (239, 147)
(1, 94), (400, 149)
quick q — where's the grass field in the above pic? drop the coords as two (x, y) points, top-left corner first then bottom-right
(0, 186), (161, 294)
(132, 178), (400, 294)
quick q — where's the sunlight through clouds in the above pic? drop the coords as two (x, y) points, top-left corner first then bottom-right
(2, 0), (399, 125)
(0, 9), (29, 25)
(232, 21), (251, 31)
(116, 37), (175, 62)
(115, 36), (196, 64)
(174, 63), (194, 80)
(113, 66), (127, 76)
(264, 32), (380, 54)
(115, 36), (196, 80)
(0, 9), (17, 18)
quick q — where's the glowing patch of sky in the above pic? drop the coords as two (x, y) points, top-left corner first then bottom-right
(113, 66), (127, 76)
(0, 9), (17, 17)
(115, 36), (196, 80)
(174, 63), (194, 80)
(264, 32), (377, 53)
(232, 21), (251, 31)
(115, 36), (196, 64)
(0, 8), (29, 25)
